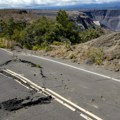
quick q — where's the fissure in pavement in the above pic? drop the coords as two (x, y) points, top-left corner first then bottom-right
(0, 94), (52, 112)
(0, 58), (41, 69)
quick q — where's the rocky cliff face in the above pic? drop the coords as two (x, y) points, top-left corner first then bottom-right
(83, 10), (120, 31)
(69, 13), (95, 30)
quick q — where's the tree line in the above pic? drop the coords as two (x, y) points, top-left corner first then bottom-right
(0, 10), (102, 50)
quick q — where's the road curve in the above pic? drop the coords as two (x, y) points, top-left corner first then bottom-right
(0, 48), (120, 120)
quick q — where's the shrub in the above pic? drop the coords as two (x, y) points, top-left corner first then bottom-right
(87, 47), (104, 65)
(32, 45), (41, 51)
(0, 43), (5, 48)
(45, 46), (52, 52)
(79, 28), (101, 43)
(68, 53), (76, 59)
(52, 41), (61, 46)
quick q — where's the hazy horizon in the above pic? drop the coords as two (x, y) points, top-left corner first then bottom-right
(0, 0), (120, 9)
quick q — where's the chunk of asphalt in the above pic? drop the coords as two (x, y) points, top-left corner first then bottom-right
(0, 98), (23, 111)
(22, 99), (32, 106)
(0, 95), (52, 112)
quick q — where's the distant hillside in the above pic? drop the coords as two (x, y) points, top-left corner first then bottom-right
(83, 10), (120, 31)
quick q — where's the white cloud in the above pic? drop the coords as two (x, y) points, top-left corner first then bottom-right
(0, 0), (119, 8)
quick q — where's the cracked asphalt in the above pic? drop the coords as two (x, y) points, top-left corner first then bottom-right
(0, 49), (83, 120)
(0, 74), (81, 120)
(0, 48), (120, 120)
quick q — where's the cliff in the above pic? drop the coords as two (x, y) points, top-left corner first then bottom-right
(83, 10), (120, 31)
(68, 12), (95, 30)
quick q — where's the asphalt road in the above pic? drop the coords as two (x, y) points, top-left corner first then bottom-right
(0, 74), (81, 120)
(0, 48), (120, 120)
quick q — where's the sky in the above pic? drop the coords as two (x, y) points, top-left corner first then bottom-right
(0, 0), (120, 8)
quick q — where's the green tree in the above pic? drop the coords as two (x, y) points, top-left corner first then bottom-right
(5, 17), (15, 39)
(56, 10), (69, 28)
(19, 17), (54, 49)
(79, 28), (101, 43)
(0, 20), (6, 37)
(56, 10), (80, 44)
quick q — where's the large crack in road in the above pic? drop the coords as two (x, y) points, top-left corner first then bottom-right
(0, 57), (41, 69)
(0, 94), (52, 112)
(0, 55), (53, 120)
(0, 55), (48, 87)
(0, 69), (52, 120)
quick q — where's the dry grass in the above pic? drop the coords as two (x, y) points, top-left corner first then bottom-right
(43, 32), (120, 72)
(0, 38), (15, 48)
